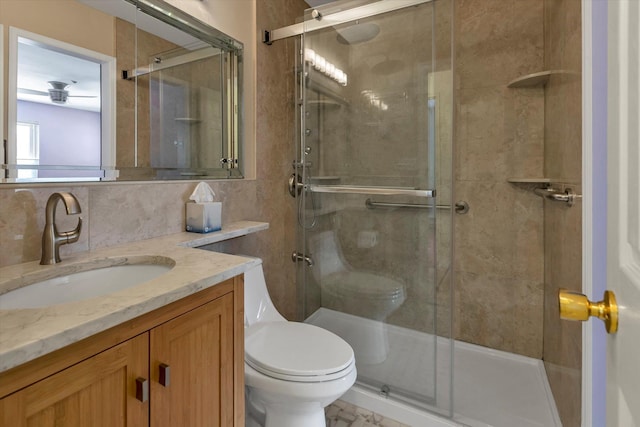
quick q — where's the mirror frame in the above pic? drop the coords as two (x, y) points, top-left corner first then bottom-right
(1, 0), (244, 183)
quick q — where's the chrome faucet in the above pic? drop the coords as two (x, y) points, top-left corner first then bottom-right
(40, 192), (83, 265)
(291, 251), (314, 267)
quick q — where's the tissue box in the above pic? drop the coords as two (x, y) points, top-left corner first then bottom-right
(186, 202), (222, 233)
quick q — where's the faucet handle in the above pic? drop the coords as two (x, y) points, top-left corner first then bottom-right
(60, 217), (83, 244)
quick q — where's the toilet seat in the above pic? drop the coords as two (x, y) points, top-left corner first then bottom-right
(245, 322), (354, 383)
(322, 271), (405, 300)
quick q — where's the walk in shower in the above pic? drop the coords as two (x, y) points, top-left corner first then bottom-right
(265, 0), (575, 425)
(287, 0), (455, 420)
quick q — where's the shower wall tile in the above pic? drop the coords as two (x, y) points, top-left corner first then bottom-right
(456, 86), (545, 182)
(455, 181), (544, 281)
(543, 1), (583, 425)
(456, 271), (544, 357)
(454, 179), (544, 358)
(544, 76), (582, 182)
(456, 0), (544, 90)
(453, 0), (545, 358)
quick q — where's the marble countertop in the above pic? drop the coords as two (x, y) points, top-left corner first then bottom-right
(0, 221), (268, 373)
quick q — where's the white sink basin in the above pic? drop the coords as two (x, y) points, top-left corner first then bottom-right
(0, 257), (175, 310)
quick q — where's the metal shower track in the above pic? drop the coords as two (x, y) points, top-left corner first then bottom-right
(263, 0), (432, 44)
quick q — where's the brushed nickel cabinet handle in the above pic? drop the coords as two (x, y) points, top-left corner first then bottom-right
(135, 377), (149, 402)
(159, 363), (171, 387)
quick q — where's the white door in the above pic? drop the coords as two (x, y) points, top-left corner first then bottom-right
(607, 0), (640, 425)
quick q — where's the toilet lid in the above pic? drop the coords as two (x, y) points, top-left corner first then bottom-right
(323, 271), (405, 300)
(245, 322), (354, 382)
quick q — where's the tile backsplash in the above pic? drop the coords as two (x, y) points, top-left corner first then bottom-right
(0, 180), (257, 268)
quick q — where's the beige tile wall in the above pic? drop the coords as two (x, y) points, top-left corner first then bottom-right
(542, 0), (583, 426)
(0, 0), (307, 321)
(453, 0), (545, 358)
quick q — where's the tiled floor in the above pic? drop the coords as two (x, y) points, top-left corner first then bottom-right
(326, 400), (412, 427)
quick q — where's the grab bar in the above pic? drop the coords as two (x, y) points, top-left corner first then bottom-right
(366, 199), (469, 214)
(307, 185), (435, 198)
(534, 187), (580, 207)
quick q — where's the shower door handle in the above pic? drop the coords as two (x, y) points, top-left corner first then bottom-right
(559, 289), (618, 334)
(307, 185), (435, 198)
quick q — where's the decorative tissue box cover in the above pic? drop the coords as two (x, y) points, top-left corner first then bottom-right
(186, 202), (222, 233)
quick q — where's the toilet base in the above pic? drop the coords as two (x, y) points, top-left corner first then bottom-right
(245, 362), (357, 427)
(246, 388), (339, 427)
(264, 402), (326, 427)
(246, 392), (328, 427)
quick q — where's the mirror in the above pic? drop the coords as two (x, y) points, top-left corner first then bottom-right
(0, 0), (243, 183)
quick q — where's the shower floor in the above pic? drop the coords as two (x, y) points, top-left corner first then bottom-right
(307, 308), (561, 427)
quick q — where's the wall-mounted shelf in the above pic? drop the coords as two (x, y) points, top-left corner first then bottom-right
(178, 221), (269, 248)
(507, 178), (551, 184)
(507, 71), (553, 88)
(175, 118), (202, 123)
(507, 70), (578, 88)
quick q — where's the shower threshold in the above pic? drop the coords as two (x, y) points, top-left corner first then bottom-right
(307, 308), (561, 427)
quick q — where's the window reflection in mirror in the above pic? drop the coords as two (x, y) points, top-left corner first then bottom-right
(10, 32), (114, 182)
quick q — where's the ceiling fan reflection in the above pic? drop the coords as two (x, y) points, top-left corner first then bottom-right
(17, 81), (98, 105)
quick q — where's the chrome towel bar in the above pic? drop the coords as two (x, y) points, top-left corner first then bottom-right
(307, 185), (435, 198)
(366, 199), (469, 214)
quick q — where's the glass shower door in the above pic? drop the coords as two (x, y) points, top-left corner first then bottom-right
(295, 0), (453, 418)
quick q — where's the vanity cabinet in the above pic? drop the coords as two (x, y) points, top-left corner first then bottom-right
(151, 293), (234, 426)
(0, 276), (244, 427)
(0, 334), (149, 426)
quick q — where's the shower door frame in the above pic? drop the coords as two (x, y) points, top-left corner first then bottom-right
(288, 0), (454, 419)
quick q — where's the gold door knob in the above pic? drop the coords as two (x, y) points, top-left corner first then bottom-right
(559, 289), (618, 334)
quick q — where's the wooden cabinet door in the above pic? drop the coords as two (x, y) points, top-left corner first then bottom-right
(0, 333), (149, 427)
(150, 293), (234, 427)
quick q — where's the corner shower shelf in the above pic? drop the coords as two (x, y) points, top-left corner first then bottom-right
(507, 178), (551, 195)
(507, 70), (578, 88)
(507, 178), (551, 184)
(507, 71), (553, 88)
(175, 118), (202, 123)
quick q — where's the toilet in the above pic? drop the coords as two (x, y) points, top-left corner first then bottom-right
(307, 230), (406, 364)
(243, 261), (357, 427)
